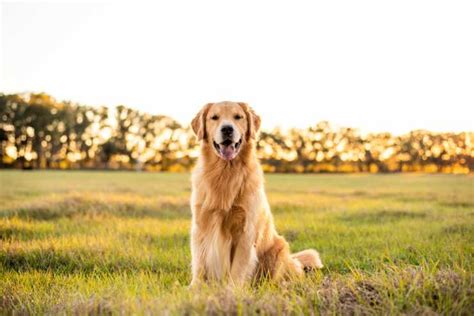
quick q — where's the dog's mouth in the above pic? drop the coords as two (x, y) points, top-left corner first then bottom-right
(213, 138), (243, 161)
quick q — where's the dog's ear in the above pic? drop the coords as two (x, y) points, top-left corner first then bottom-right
(238, 102), (261, 140)
(191, 103), (213, 141)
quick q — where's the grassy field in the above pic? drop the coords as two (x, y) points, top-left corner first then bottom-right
(0, 171), (473, 315)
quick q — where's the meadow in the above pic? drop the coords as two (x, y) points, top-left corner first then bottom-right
(0, 171), (473, 315)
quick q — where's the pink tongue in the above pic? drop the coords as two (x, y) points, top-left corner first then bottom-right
(220, 145), (235, 160)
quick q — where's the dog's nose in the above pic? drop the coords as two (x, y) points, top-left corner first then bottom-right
(221, 125), (234, 138)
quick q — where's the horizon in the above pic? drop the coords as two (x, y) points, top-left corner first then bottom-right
(3, 90), (474, 137)
(2, 1), (474, 134)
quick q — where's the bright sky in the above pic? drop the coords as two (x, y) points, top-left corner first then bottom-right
(1, 1), (473, 134)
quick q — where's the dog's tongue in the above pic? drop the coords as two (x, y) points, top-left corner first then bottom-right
(220, 145), (235, 160)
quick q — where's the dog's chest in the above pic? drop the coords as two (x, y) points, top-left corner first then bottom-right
(222, 205), (247, 239)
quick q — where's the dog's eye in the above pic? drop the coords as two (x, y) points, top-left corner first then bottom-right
(234, 114), (243, 120)
(211, 115), (219, 120)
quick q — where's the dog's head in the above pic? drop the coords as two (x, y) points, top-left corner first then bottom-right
(191, 101), (261, 161)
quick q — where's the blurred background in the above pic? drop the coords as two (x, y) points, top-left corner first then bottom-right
(1, 1), (473, 173)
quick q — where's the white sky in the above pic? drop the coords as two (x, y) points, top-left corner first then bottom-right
(1, 1), (473, 134)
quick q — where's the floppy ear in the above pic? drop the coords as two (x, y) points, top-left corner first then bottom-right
(191, 103), (213, 141)
(238, 102), (261, 140)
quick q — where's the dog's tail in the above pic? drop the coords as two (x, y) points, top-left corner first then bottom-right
(291, 249), (323, 272)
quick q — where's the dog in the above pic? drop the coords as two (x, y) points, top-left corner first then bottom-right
(190, 101), (322, 286)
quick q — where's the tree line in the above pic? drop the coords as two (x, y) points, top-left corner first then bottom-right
(1, 93), (472, 173)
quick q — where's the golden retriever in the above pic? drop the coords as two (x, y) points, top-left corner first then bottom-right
(190, 101), (322, 286)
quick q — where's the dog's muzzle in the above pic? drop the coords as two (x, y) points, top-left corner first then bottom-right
(213, 125), (242, 161)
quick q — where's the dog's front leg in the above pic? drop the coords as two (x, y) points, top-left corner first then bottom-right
(230, 234), (257, 285)
(190, 225), (207, 286)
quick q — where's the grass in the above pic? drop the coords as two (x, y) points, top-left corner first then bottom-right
(0, 171), (473, 315)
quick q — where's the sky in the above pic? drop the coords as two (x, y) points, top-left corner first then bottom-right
(1, 1), (473, 134)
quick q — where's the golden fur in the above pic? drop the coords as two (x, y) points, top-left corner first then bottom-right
(190, 101), (322, 285)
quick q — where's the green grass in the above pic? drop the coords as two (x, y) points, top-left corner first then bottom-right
(1, 171), (473, 314)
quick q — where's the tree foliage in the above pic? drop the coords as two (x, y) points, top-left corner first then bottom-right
(1, 93), (472, 173)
